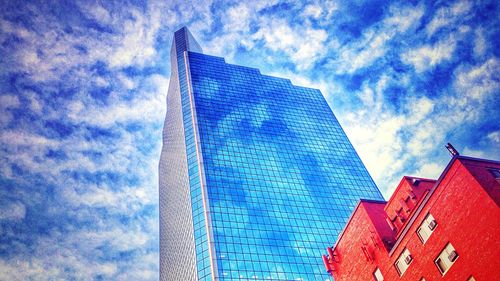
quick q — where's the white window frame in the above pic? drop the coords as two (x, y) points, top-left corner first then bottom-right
(395, 248), (412, 276)
(373, 267), (384, 281)
(435, 243), (458, 275)
(417, 213), (437, 243)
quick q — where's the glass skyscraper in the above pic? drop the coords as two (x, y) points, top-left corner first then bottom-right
(159, 27), (383, 281)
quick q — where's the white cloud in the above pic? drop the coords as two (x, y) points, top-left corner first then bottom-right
(0, 225), (155, 280)
(303, 0), (338, 23)
(224, 3), (252, 32)
(1, 13), (108, 82)
(203, 31), (245, 60)
(404, 97), (437, 155)
(341, 56), (496, 197)
(118, 73), (136, 90)
(340, 77), (408, 197)
(77, 2), (113, 26)
(450, 0), (473, 15)
(0, 94), (20, 109)
(253, 18), (328, 70)
(108, 9), (159, 68)
(401, 37), (457, 73)
(345, 111), (408, 198)
(1, 1), (179, 83)
(453, 58), (499, 100)
(406, 119), (437, 155)
(302, 4), (323, 19)
(407, 96), (435, 125)
(425, 0), (472, 36)
(0, 130), (59, 148)
(0, 259), (61, 281)
(0, 94), (21, 125)
(115, 253), (158, 281)
(73, 228), (150, 252)
(335, 31), (391, 74)
(24, 91), (43, 114)
(462, 146), (488, 158)
(67, 75), (167, 127)
(384, 3), (425, 33)
(488, 131), (500, 143)
(0, 111), (13, 126)
(202, 1), (278, 59)
(415, 162), (443, 179)
(267, 68), (330, 96)
(323, 1), (339, 20)
(204, 1), (332, 70)
(331, 3), (424, 74)
(473, 28), (487, 58)
(0, 201), (26, 221)
(61, 182), (154, 214)
(95, 76), (110, 87)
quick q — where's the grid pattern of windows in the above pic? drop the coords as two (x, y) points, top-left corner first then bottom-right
(188, 51), (383, 280)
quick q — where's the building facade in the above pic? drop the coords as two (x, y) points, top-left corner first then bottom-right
(323, 155), (500, 281)
(159, 27), (383, 281)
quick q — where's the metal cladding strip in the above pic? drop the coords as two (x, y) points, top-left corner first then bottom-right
(183, 50), (219, 281)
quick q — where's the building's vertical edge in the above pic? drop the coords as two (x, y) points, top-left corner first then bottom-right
(159, 37), (198, 280)
(183, 51), (219, 281)
(324, 98), (384, 201)
(184, 27), (203, 54)
(172, 27), (213, 280)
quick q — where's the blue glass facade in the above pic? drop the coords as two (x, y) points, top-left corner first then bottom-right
(160, 27), (383, 281)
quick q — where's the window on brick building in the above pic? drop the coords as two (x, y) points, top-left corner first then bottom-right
(435, 243), (458, 275)
(373, 267), (383, 281)
(488, 168), (500, 179)
(395, 248), (412, 276)
(417, 213), (437, 243)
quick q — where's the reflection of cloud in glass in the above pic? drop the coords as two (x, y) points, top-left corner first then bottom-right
(189, 51), (383, 280)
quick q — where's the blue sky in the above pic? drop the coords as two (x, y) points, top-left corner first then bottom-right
(0, 0), (498, 280)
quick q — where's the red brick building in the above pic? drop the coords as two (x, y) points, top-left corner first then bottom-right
(323, 155), (500, 280)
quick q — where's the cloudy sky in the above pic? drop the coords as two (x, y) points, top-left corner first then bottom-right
(0, 0), (498, 280)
